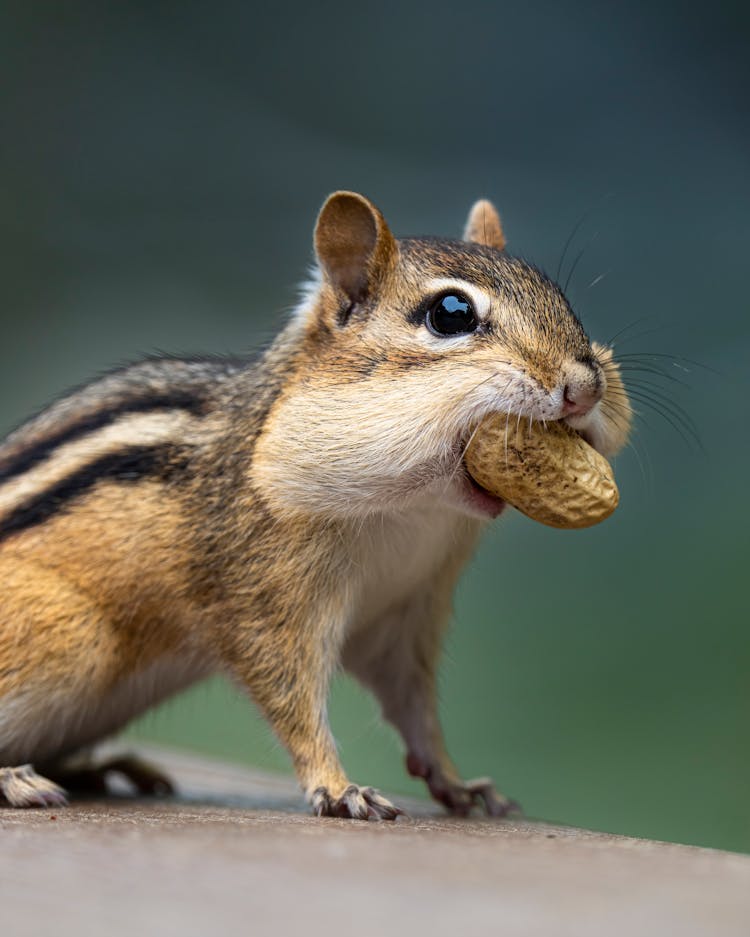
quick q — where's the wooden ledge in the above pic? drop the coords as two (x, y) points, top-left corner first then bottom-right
(2, 746), (749, 936)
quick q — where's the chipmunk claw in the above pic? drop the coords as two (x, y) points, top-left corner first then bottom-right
(462, 777), (521, 817)
(431, 776), (520, 817)
(311, 784), (403, 821)
(0, 765), (68, 808)
(407, 755), (519, 818)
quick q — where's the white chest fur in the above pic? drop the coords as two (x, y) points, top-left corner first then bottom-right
(346, 500), (480, 632)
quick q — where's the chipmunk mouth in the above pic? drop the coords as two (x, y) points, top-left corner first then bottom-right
(459, 468), (506, 519)
(452, 429), (506, 519)
(564, 414), (597, 450)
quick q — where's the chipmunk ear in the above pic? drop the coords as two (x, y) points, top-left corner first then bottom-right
(315, 191), (397, 304)
(463, 199), (506, 251)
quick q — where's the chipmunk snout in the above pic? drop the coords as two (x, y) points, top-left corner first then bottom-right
(561, 361), (604, 416)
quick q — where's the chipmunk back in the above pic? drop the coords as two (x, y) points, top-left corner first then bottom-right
(0, 192), (631, 817)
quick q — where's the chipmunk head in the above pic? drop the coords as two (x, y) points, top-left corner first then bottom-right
(252, 192), (632, 519)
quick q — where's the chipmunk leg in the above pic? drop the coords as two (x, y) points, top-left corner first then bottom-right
(223, 616), (401, 821)
(344, 593), (519, 818)
(44, 753), (174, 797)
(0, 554), (186, 806)
(95, 754), (174, 795)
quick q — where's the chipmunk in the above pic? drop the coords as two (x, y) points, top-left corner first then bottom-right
(0, 192), (632, 819)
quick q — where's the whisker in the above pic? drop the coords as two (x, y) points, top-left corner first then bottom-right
(614, 351), (721, 376)
(564, 244), (586, 294)
(622, 390), (703, 451)
(623, 376), (694, 411)
(626, 436), (654, 496)
(555, 192), (614, 285)
(606, 379), (690, 417)
(447, 424), (483, 489)
(600, 398), (654, 434)
(605, 315), (658, 347)
(607, 323), (676, 349)
(625, 376), (695, 410)
(615, 364), (691, 389)
(628, 386), (700, 440)
(586, 271), (610, 290)
(556, 214), (590, 284)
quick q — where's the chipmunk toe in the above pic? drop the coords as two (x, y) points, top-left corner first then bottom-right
(429, 774), (520, 818)
(0, 765), (69, 808)
(311, 784), (402, 821)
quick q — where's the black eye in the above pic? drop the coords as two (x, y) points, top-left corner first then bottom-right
(425, 293), (478, 336)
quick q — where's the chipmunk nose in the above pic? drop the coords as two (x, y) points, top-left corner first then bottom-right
(562, 374), (603, 416)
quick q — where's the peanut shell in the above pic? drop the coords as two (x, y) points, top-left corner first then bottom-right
(464, 414), (618, 529)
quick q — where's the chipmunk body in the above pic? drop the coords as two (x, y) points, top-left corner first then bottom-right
(0, 193), (631, 817)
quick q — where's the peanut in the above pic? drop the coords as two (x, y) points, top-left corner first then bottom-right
(465, 414), (619, 529)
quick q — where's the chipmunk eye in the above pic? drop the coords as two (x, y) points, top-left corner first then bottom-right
(426, 293), (478, 336)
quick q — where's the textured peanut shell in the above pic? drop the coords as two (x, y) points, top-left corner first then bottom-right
(465, 414), (619, 529)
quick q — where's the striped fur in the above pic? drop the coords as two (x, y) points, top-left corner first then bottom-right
(0, 444), (187, 541)
(0, 392), (204, 482)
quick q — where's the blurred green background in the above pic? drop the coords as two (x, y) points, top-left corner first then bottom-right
(1, 2), (748, 851)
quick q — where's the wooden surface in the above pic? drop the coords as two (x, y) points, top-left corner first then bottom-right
(2, 746), (749, 937)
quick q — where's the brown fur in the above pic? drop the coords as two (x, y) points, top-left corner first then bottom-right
(0, 192), (632, 817)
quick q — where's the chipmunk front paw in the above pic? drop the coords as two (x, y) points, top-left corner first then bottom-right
(407, 755), (520, 818)
(0, 765), (68, 808)
(436, 777), (520, 817)
(311, 784), (402, 821)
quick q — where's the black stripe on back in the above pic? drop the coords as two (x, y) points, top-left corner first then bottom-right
(0, 391), (205, 483)
(0, 444), (190, 543)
